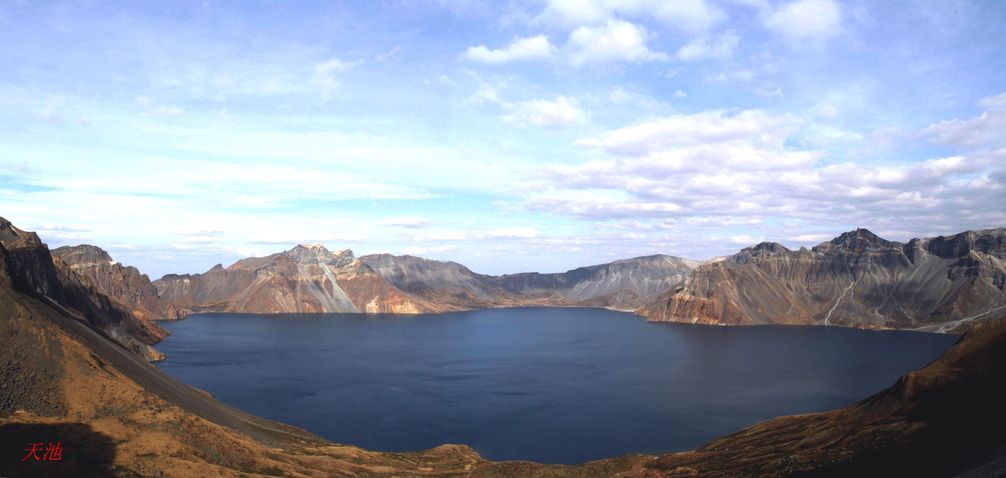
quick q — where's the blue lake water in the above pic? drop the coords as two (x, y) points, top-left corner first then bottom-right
(156, 307), (957, 464)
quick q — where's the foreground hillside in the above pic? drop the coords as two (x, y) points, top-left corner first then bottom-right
(2, 217), (1005, 476)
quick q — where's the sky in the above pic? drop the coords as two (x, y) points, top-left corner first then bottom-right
(1, 0), (1004, 279)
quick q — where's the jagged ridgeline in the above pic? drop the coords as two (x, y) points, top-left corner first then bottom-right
(640, 228), (1006, 332)
(34, 216), (1006, 335)
(152, 245), (695, 316)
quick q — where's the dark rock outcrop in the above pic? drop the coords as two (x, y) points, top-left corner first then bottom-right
(0, 218), (166, 361)
(52, 244), (177, 321)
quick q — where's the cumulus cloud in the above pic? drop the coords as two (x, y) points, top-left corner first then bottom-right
(765, 0), (843, 42)
(536, 0), (724, 33)
(566, 20), (669, 66)
(926, 91), (1006, 148)
(521, 109), (1005, 235)
(462, 35), (556, 63)
(675, 31), (740, 61)
(502, 96), (587, 128)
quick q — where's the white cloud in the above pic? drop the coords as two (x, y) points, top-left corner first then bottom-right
(378, 216), (432, 228)
(462, 35), (555, 64)
(135, 96), (184, 116)
(536, 0), (724, 33)
(402, 245), (457, 255)
(574, 109), (804, 157)
(608, 87), (668, 110)
(503, 96), (587, 128)
(313, 58), (355, 100)
(675, 31), (740, 61)
(521, 109), (1006, 235)
(466, 82), (503, 105)
(765, 0), (844, 42)
(927, 91), (1006, 148)
(566, 20), (669, 66)
(410, 227), (540, 242)
(650, 0), (726, 32)
(486, 227), (539, 239)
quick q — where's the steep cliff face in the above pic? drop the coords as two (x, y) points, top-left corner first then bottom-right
(154, 245), (443, 316)
(360, 253), (695, 311)
(640, 228), (1006, 331)
(0, 218), (166, 361)
(52, 244), (177, 321)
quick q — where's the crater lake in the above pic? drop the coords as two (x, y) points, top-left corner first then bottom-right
(156, 307), (956, 464)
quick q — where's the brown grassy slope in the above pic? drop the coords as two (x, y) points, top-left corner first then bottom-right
(636, 317), (1006, 477)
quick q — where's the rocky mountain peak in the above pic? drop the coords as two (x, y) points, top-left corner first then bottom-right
(52, 244), (115, 267)
(731, 241), (790, 264)
(285, 244), (355, 265)
(0, 216), (43, 249)
(814, 228), (894, 253)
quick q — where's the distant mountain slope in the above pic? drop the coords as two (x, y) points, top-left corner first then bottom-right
(154, 244), (446, 315)
(360, 253), (695, 310)
(492, 254), (695, 308)
(640, 228), (1006, 331)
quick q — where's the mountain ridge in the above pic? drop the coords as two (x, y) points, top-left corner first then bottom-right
(14, 215), (1006, 334)
(639, 227), (1006, 332)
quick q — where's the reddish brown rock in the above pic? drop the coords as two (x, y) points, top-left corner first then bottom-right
(154, 244), (443, 316)
(52, 244), (176, 322)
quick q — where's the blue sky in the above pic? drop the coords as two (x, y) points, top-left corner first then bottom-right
(1, 0), (1004, 278)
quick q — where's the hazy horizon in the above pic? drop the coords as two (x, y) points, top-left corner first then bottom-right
(2, 1), (1004, 279)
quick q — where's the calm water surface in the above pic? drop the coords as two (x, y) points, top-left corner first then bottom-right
(157, 307), (956, 464)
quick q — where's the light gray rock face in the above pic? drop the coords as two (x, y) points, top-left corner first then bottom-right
(360, 254), (494, 298)
(360, 253), (695, 310)
(640, 228), (1006, 331)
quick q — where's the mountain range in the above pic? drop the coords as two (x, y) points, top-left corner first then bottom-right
(2, 215), (1004, 476)
(43, 220), (1003, 341)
